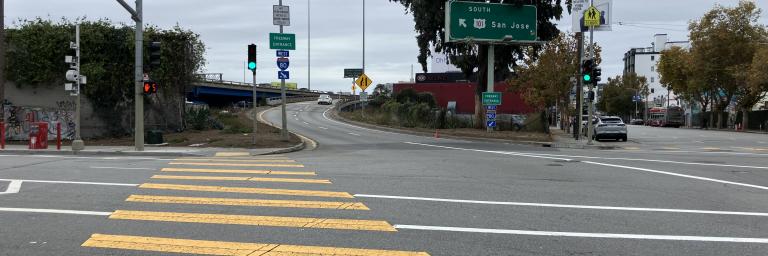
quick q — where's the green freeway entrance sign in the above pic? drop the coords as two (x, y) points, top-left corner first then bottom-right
(482, 92), (502, 106)
(445, 1), (537, 43)
(269, 33), (296, 50)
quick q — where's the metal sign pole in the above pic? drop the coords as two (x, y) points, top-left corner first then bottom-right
(279, 0), (289, 141)
(587, 0), (596, 145)
(487, 44), (495, 133)
(252, 62), (258, 145)
(72, 24), (85, 151)
(135, 0), (144, 151)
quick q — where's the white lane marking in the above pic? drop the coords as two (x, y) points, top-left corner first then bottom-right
(348, 133), (361, 136)
(0, 207), (111, 216)
(0, 179), (138, 187)
(514, 152), (768, 170)
(318, 127), (328, 130)
(0, 180), (22, 195)
(404, 142), (768, 191)
(393, 225), (768, 244)
(355, 194), (768, 217)
(583, 161), (768, 191)
(90, 166), (155, 170)
(303, 122), (310, 125)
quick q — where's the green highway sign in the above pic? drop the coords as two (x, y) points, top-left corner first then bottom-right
(269, 33), (296, 50)
(445, 1), (537, 43)
(482, 92), (502, 106)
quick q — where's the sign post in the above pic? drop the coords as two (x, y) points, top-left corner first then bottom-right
(272, 0), (291, 141)
(585, 2), (599, 145)
(355, 73), (373, 118)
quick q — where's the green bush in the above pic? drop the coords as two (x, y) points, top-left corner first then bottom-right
(186, 108), (210, 130)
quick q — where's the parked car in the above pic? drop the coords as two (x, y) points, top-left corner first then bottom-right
(511, 115), (526, 131)
(317, 94), (333, 105)
(593, 116), (628, 141)
(630, 118), (644, 125)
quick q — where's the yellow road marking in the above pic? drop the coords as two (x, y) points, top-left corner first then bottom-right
(151, 175), (331, 184)
(162, 167), (316, 176)
(170, 162), (305, 168)
(109, 210), (396, 232)
(214, 152), (251, 157)
(126, 195), (369, 210)
(173, 158), (297, 163)
(702, 147), (721, 150)
(82, 234), (430, 256)
(140, 183), (353, 198)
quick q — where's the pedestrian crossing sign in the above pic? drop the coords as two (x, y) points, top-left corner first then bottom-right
(584, 6), (601, 27)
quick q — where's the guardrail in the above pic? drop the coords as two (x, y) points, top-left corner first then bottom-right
(266, 96), (318, 106)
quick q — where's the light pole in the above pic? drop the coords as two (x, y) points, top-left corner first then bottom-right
(307, 0), (311, 91)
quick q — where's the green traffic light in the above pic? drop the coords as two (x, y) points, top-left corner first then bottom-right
(583, 74), (591, 82)
(248, 62), (257, 70)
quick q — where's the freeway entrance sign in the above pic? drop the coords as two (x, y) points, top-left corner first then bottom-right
(445, 1), (538, 43)
(278, 71), (289, 79)
(269, 33), (296, 50)
(482, 92), (502, 106)
(344, 68), (363, 78)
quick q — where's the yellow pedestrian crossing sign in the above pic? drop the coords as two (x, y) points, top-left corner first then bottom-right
(355, 73), (373, 91)
(584, 6), (601, 27)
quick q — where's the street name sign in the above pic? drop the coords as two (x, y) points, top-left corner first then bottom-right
(482, 92), (502, 106)
(278, 71), (290, 79)
(445, 1), (538, 43)
(273, 5), (290, 26)
(277, 57), (289, 71)
(269, 33), (296, 50)
(344, 68), (363, 78)
(584, 6), (601, 27)
(356, 73), (373, 91)
(276, 50), (289, 57)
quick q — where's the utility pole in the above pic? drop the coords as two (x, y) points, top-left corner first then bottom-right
(307, 0), (310, 91)
(0, 0), (5, 125)
(116, 0), (144, 151)
(575, 32), (583, 140)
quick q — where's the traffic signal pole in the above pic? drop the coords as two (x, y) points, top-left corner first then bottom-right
(117, 0), (144, 151)
(575, 33), (583, 140)
(586, 0), (596, 146)
(72, 24), (85, 152)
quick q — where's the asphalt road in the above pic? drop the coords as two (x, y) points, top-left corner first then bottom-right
(0, 102), (766, 255)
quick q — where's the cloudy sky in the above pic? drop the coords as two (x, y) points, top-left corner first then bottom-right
(5, 0), (768, 92)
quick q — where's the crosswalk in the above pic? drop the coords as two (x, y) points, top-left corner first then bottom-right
(81, 152), (429, 255)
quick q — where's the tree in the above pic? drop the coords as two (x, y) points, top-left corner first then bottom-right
(688, 1), (766, 128)
(597, 74), (648, 119)
(389, 0), (570, 128)
(658, 46), (713, 126)
(507, 33), (600, 130)
(744, 46), (768, 127)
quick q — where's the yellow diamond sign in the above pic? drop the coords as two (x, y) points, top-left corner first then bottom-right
(584, 6), (601, 27)
(355, 73), (373, 91)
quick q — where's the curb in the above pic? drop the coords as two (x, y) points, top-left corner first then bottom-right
(0, 149), (205, 157)
(329, 109), (560, 148)
(255, 107), (317, 155)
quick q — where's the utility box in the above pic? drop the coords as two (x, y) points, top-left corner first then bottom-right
(29, 122), (49, 149)
(146, 130), (164, 145)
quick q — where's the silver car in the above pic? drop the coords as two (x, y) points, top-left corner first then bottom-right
(593, 116), (628, 141)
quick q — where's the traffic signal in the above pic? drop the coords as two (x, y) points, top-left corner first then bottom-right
(148, 42), (161, 70)
(247, 44), (257, 71)
(592, 65), (602, 83)
(581, 59), (594, 83)
(143, 80), (158, 95)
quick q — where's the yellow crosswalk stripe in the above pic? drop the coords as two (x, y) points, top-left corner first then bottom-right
(214, 152), (251, 157)
(109, 210), (397, 232)
(169, 162), (305, 168)
(126, 195), (370, 210)
(162, 167), (316, 176)
(82, 234), (430, 255)
(150, 175), (332, 184)
(173, 158), (297, 163)
(140, 183), (354, 198)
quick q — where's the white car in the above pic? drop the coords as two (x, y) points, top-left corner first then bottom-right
(593, 116), (628, 141)
(317, 94), (333, 105)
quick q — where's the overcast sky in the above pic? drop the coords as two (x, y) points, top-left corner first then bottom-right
(5, 0), (768, 92)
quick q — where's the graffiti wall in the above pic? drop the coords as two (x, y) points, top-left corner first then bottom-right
(3, 101), (76, 141)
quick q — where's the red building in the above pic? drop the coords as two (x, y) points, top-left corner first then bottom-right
(393, 82), (536, 115)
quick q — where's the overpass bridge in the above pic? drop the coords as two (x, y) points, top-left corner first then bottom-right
(188, 73), (352, 106)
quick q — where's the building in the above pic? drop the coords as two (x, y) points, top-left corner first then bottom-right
(623, 34), (689, 107)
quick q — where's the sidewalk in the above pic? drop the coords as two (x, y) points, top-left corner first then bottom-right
(550, 127), (620, 150)
(0, 144), (295, 157)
